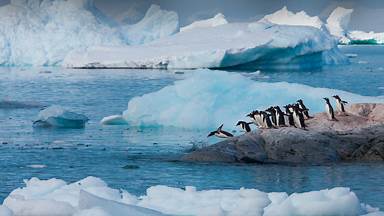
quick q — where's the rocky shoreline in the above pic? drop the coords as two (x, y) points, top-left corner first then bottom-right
(182, 103), (384, 164)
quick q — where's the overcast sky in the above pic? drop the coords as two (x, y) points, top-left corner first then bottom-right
(0, 0), (383, 31)
(94, 0), (384, 32)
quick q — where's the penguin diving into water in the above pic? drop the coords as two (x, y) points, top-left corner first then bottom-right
(332, 95), (348, 114)
(236, 121), (252, 132)
(207, 124), (234, 138)
(323, 98), (336, 121)
(297, 99), (312, 119)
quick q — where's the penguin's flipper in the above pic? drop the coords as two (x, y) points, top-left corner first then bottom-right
(342, 100), (348, 104)
(217, 124), (224, 131)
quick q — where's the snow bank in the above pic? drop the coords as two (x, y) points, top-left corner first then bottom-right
(0, 1), (178, 66)
(34, 105), (89, 128)
(326, 7), (354, 44)
(1, 176), (382, 216)
(121, 69), (382, 130)
(180, 13), (228, 32)
(120, 4), (179, 45)
(260, 7), (324, 29)
(64, 21), (347, 69)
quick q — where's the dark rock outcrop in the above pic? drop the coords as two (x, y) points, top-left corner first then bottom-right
(182, 103), (384, 164)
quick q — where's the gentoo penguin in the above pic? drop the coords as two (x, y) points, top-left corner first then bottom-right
(236, 121), (252, 132)
(246, 111), (263, 128)
(260, 111), (273, 129)
(292, 104), (306, 129)
(297, 99), (312, 119)
(283, 105), (295, 127)
(323, 98), (336, 121)
(332, 95), (348, 113)
(265, 107), (277, 127)
(274, 106), (286, 127)
(207, 124), (234, 138)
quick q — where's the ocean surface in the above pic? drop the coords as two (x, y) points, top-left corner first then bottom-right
(1, 45), (384, 209)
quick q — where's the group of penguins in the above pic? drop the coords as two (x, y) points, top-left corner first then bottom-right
(208, 95), (348, 138)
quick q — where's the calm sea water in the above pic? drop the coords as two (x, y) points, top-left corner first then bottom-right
(1, 45), (384, 209)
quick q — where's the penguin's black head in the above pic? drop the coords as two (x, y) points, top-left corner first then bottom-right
(236, 121), (243, 126)
(297, 99), (303, 103)
(246, 112), (253, 117)
(207, 131), (216, 137)
(323, 97), (329, 102)
(333, 95), (340, 100)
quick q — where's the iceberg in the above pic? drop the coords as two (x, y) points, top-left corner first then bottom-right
(33, 105), (89, 128)
(259, 7), (324, 29)
(348, 31), (384, 45)
(2, 176), (382, 216)
(180, 13), (228, 32)
(0, 1), (178, 66)
(100, 115), (127, 125)
(326, 7), (354, 44)
(120, 4), (179, 45)
(120, 70), (383, 130)
(64, 20), (347, 69)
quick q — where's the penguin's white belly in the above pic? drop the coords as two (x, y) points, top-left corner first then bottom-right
(293, 113), (301, 127)
(216, 132), (230, 138)
(325, 104), (332, 119)
(336, 101), (342, 112)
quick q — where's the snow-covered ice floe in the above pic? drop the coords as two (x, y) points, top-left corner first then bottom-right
(64, 20), (347, 69)
(114, 69), (383, 130)
(33, 105), (89, 128)
(100, 115), (127, 125)
(326, 7), (354, 44)
(0, 176), (382, 216)
(0, 1), (178, 66)
(348, 31), (384, 45)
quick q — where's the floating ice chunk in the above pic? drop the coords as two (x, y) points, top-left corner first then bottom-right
(121, 69), (383, 130)
(180, 13), (228, 32)
(120, 4), (179, 45)
(34, 105), (89, 128)
(260, 6), (324, 29)
(100, 115), (127, 125)
(3, 176), (383, 216)
(64, 21), (347, 69)
(326, 7), (353, 44)
(26, 164), (47, 169)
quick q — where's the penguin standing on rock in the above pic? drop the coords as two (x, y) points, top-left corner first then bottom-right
(274, 106), (286, 127)
(283, 105), (295, 127)
(292, 104), (306, 129)
(323, 98), (336, 121)
(207, 124), (234, 138)
(332, 95), (348, 114)
(260, 111), (273, 129)
(265, 107), (277, 127)
(297, 99), (312, 119)
(236, 121), (252, 132)
(247, 111), (262, 128)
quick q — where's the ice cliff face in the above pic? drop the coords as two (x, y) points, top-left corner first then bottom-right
(180, 13), (228, 32)
(0, 1), (178, 66)
(120, 4), (179, 45)
(326, 7), (354, 44)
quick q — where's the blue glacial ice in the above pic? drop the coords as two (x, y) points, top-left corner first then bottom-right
(119, 70), (383, 130)
(0, 1), (178, 66)
(34, 105), (89, 128)
(1, 176), (382, 216)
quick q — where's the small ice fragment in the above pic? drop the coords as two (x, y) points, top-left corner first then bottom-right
(34, 105), (89, 128)
(27, 164), (47, 169)
(100, 115), (127, 125)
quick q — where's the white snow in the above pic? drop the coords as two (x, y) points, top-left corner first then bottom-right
(0, 1), (178, 66)
(121, 69), (383, 130)
(120, 4), (179, 45)
(34, 105), (89, 128)
(326, 7), (354, 44)
(64, 21), (347, 69)
(100, 115), (127, 125)
(1, 176), (382, 216)
(259, 7), (324, 29)
(180, 13), (228, 32)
